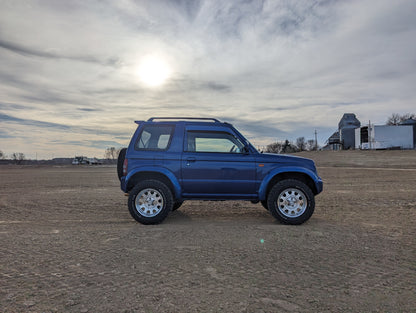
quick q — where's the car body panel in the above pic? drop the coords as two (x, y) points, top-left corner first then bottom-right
(121, 118), (323, 202)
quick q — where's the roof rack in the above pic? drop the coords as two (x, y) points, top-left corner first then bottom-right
(147, 117), (221, 123)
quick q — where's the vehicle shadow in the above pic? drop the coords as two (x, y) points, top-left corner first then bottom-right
(166, 202), (275, 225)
(167, 210), (193, 223)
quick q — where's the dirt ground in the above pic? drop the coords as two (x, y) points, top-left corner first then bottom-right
(1, 150), (415, 312)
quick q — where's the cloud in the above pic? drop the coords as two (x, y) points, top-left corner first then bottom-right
(0, 112), (126, 137)
(220, 115), (288, 138)
(0, 112), (71, 131)
(204, 81), (231, 92)
(0, 102), (33, 111)
(0, 128), (11, 139)
(1, 0), (415, 158)
(0, 38), (122, 69)
(51, 139), (124, 149)
(77, 107), (102, 112)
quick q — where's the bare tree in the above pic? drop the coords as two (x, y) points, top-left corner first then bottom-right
(296, 137), (306, 151)
(104, 147), (124, 163)
(12, 152), (25, 165)
(265, 142), (283, 154)
(306, 139), (317, 151)
(266, 140), (300, 154)
(282, 140), (299, 153)
(401, 113), (416, 121)
(104, 147), (118, 162)
(0, 150), (4, 159)
(386, 113), (416, 125)
(386, 113), (402, 125)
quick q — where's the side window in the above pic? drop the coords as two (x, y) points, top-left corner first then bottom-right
(187, 131), (245, 153)
(136, 125), (174, 150)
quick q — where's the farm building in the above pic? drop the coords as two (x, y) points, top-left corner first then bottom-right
(400, 118), (416, 147)
(355, 125), (414, 150)
(339, 113), (361, 149)
(324, 113), (360, 150)
(325, 114), (415, 150)
(324, 131), (341, 151)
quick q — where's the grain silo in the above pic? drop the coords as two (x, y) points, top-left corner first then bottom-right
(338, 113), (361, 149)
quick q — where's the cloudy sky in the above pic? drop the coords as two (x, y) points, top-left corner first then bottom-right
(1, 0), (415, 159)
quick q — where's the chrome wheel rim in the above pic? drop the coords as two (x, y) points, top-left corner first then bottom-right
(135, 188), (164, 217)
(277, 188), (307, 218)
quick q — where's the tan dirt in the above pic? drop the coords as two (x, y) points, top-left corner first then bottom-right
(1, 150), (415, 312)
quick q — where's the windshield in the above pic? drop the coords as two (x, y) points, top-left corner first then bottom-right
(231, 127), (258, 153)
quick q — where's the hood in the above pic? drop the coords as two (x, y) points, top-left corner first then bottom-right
(257, 153), (317, 171)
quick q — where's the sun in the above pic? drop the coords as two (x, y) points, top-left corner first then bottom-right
(136, 55), (171, 87)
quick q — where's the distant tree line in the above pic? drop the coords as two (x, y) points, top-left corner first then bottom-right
(0, 150), (26, 164)
(265, 137), (318, 154)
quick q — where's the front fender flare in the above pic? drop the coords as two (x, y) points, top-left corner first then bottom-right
(258, 166), (322, 200)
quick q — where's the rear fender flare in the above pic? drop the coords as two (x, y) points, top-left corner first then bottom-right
(125, 167), (182, 200)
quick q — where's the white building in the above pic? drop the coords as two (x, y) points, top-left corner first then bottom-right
(355, 125), (414, 150)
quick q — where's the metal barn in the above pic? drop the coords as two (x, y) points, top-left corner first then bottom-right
(355, 125), (414, 150)
(400, 118), (416, 147)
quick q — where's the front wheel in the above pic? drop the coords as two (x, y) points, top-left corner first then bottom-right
(128, 180), (173, 225)
(267, 179), (315, 225)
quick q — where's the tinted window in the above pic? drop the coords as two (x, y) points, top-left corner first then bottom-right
(136, 125), (174, 150)
(187, 131), (245, 153)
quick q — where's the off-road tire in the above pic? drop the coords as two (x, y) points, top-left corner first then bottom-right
(128, 180), (173, 225)
(267, 179), (315, 225)
(261, 200), (268, 210)
(117, 148), (127, 181)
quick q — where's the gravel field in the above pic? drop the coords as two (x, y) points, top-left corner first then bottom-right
(1, 150), (415, 312)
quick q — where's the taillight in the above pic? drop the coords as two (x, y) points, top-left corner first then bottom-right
(123, 158), (128, 176)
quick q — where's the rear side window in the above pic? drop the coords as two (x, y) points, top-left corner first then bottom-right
(135, 125), (174, 151)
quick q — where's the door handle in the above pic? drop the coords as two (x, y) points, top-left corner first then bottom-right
(186, 157), (196, 166)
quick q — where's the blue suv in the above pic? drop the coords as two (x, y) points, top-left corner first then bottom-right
(118, 117), (323, 225)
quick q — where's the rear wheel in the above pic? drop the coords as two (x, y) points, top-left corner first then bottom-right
(267, 179), (315, 225)
(128, 180), (173, 225)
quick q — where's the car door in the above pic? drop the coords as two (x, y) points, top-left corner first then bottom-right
(181, 127), (256, 199)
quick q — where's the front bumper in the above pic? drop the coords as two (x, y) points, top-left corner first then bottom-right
(315, 177), (323, 194)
